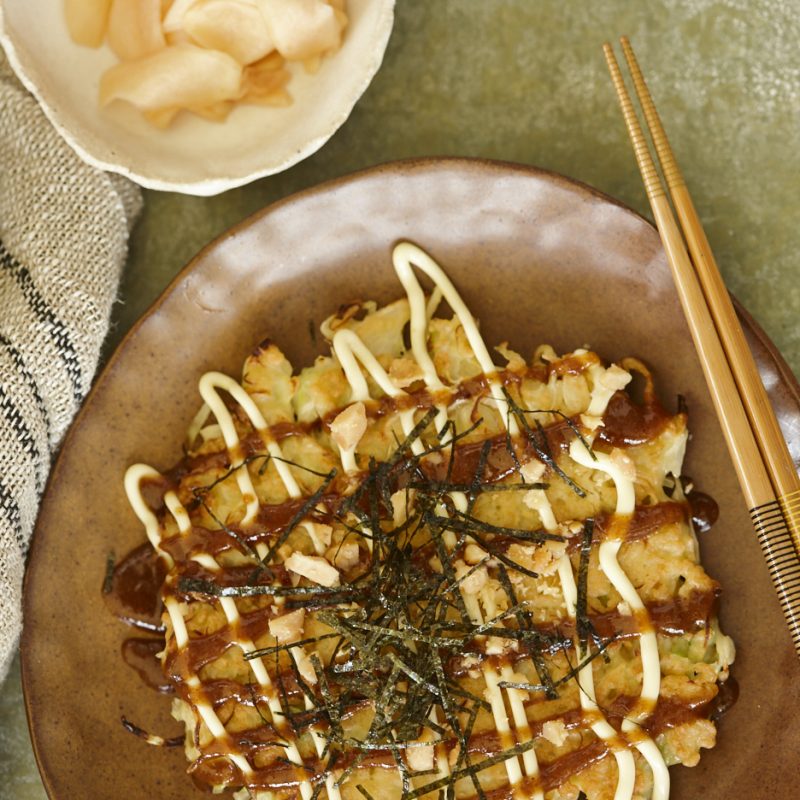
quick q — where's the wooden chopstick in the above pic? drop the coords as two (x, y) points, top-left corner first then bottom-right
(603, 41), (800, 656)
(618, 36), (800, 554)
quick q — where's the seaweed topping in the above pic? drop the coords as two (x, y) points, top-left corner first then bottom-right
(155, 407), (623, 799)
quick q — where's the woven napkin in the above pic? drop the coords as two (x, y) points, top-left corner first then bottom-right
(0, 53), (142, 682)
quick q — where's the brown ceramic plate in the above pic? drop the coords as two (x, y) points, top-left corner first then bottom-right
(22, 159), (800, 798)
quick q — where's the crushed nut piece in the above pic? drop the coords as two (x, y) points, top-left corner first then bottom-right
(542, 720), (568, 747)
(330, 401), (367, 453)
(269, 609), (305, 643)
(284, 552), (340, 587)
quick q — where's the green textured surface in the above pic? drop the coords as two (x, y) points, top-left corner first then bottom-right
(2, 0), (798, 796)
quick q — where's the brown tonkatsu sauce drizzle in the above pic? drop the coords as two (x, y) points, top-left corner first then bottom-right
(596, 388), (674, 448)
(165, 608), (277, 679)
(121, 638), (173, 694)
(151, 371), (672, 506)
(104, 541), (166, 632)
(110, 358), (734, 798)
(448, 587), (721, 679)
(688, 490), (719, 533)
(574, 501), (687, 552)
(181, 687), (721, 797)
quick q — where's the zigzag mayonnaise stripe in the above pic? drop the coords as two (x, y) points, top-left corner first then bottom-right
(125, 385), (344, 800)
(569, 438), (670, 800)
(525, 469), (634, 800)
(393, 242), (517, 436)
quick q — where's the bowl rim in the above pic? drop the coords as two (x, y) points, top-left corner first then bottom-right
(0, 0), (396, 195)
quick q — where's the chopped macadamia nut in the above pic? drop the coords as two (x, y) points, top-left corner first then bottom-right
(520, 459), (546, 483)
(391, 488), (416, 526)
(332, 541), (360, 571)
(463, 543), (488, 565)
(284, 552), (340, 587)
(294, 650), (318, 685)
(523, 489), (543, 511)
(617, 600), (632, 617)
(485, 636), (507, 656)
(330, 401), (367, 453)
(269, 609), (305, 642)
(455, 560), (488, 595)
(542, 720), (569, 747)
(406, 741), (435, 772)
(560, 520), (584, 537)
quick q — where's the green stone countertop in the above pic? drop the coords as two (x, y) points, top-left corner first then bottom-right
(2, 1), (798, 796)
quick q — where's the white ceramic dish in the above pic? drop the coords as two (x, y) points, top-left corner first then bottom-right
(0, 0), (394, 195)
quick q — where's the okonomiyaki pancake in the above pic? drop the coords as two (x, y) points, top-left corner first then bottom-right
(123, 241), (735, 800)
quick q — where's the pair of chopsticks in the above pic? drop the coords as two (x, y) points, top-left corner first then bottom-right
(604, 37), (800, 657)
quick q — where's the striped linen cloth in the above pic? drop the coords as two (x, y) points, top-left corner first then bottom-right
(0, 53), (141, 681)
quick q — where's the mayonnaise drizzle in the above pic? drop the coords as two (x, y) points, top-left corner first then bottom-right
(199, 372), (301, 511)
(332, 328), (421, 456)
(124, 464), (174, 568)
(527, 467), (635, 800)
(173, 469), (329, 797)
(557, 559), (637, 800)
(393, 242), (517, 435)
(569, 438), (670, 800)
(123, 242), (676, 799)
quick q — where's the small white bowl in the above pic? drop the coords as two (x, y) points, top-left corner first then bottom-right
(0, 0), (394, 195)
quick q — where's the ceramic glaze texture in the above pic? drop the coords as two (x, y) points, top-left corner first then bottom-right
(2, 0), (799, 797)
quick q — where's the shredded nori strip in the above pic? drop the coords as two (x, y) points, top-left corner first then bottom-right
(102, 550), (115, 594)
(426, 508), (564, 544)
(496, 563), (558, 699)
(575, 519), (601, 653)
(520, 405), (598, 462)
(501, 387), (587, 496)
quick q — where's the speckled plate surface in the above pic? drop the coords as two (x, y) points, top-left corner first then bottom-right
(21, 159), (800, 798)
